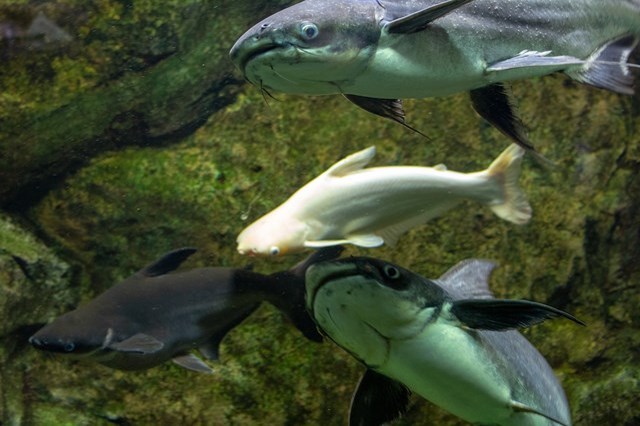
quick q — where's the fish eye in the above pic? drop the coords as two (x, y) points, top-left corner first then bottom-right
(300, 22), (319, 40)
(383, 264), (401, 280)
(64, 342), (75, 352)
(269, 246), (280, 256)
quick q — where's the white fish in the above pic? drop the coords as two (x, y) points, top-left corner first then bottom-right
(236, 144), (531, 256)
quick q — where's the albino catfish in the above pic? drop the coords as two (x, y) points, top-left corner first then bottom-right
(237, 144), (530, 256)
(305, 256), (584, 425)
(230, 0), (640, 149)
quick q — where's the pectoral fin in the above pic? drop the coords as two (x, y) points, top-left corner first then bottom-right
(305, 234), (384, 248)
(108, 333), (164, 354)
(451, 299), (585, 331)
(343, 95), (428, 138)
(349, 369), (410, 426)
(384, 0), (474, 34)
(172, 353), (213, 374)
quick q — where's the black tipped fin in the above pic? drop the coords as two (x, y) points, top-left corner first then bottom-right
(349, 369), (411, 426)
(139, 247), (197, 277)
(469, 84), (533, 151)
(343, 95), (429, 138)
(451, 299), (585, 331)
(172, 353), (213, 374)
(571, 35), (638, 95)
(108, 333), (164, 354)
(384, 0), (474, 34)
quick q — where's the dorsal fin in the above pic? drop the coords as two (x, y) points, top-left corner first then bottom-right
(324, 147), (376, 177)
(138, 247), (197, 277)
(384, 0), (474, 34)
(436, 259), (496, 300)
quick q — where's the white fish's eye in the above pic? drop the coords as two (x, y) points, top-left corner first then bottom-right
(269, 246), (280, 256)
(383, 264), (401, 280)
(300, 22), (319, 40)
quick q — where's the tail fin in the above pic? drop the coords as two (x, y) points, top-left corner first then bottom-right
(486, 144), (532, 225)
(568, 35), (638, 95)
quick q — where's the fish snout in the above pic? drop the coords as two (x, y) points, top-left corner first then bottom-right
(29, 334), (76, 353)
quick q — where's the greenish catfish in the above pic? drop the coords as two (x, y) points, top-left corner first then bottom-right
(230, 0), (640, 149)
(306, 257), (584, 425)
(29, 246), (342, 372)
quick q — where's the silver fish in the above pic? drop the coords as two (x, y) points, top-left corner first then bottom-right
(305, 256), (584, 425)
(230, 0), (640, 149)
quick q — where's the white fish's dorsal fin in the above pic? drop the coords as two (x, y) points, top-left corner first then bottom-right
(324, 146), (376, 177)
(436, 259), (497, 300)
(510, 400), (570, 426)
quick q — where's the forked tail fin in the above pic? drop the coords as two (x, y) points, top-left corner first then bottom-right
(486, 144), (532, 225)
(568, 34), (639, 95)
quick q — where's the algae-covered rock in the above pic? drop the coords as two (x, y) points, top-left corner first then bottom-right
(0, 213), (75, 424)
(0, 0), (293, 209)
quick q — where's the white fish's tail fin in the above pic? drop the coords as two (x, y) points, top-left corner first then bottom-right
(486, 144), (532, 225)
(568, 34), (639, 95)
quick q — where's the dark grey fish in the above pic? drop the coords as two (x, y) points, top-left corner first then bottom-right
(306, 257), (584, 425)
(29, 246), (342, 373)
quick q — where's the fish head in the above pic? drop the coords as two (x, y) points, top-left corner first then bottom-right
(237, 213), (308, 256)
(305, 257), (446, 367)
(29, 311), (112, 357)
(229, 0), (381, 95)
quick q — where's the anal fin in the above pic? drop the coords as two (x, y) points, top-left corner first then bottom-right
(172, 353), (213, 374)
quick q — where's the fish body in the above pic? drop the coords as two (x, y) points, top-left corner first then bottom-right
(237, 144), (530, 256)
(305, 257), (582, 425)
(231, 0), (640, 147)
(30, 247), (341, 372)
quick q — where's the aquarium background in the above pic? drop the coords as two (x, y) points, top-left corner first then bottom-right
(1, 1), (639, 425)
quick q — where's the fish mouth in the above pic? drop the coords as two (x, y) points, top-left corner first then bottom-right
(230, 37), (282, 75)
(305, 262), (361, 314)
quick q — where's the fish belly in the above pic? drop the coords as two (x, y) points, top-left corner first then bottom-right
(383, 323), (516, 425)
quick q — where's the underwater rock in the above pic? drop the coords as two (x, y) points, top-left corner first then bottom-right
(0, 0), (295, 210)
(0, 213), (75, 424)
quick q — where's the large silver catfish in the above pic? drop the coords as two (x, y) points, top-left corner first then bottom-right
(230, 0), (640, 149)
